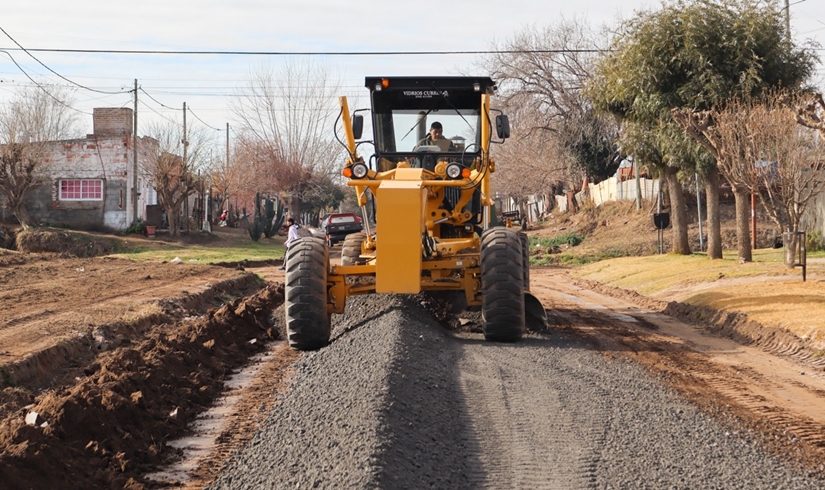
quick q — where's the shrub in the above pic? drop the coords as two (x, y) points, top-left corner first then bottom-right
(528, 233), (584, 249)
(806, 229), (824, 252)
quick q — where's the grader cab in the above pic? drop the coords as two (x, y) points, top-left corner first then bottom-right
(283, 76), (546, 350)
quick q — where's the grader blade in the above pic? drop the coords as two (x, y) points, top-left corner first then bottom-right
(525, 292), (547, 327)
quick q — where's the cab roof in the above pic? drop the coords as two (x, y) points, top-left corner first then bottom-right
(364, 76), (497, 95)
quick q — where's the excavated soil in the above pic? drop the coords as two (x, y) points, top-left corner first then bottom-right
(0, 279), (285, 489)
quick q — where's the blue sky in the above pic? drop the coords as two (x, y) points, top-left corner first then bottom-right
(2, 1), (824, 135)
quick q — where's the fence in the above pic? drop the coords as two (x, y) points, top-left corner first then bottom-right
(588, 177), (661, 207)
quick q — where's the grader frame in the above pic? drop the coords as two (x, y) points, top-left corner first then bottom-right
(283, 76), (544, 350)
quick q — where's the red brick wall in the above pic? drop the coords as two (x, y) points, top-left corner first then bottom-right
(93, 108), (133, 137)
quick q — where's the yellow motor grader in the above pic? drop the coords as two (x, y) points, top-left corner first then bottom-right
(284, 76), (546, 350)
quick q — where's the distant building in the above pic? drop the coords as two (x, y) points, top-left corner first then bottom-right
(15, 108), (159, 232)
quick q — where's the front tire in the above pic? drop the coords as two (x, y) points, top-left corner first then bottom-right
(480, 227), (525, 342)
(284, 237), (331, 350)
(341, 232), (367, 266)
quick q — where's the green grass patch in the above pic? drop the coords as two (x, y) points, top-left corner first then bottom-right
(528, 233), (584, 248)
(531, 249), (625, 267)
(109, 240), (286, 264)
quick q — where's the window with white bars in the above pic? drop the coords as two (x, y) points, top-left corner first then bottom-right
(59, 179), (103, 201)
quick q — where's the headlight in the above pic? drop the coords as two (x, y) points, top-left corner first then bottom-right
(351, 162), (369, 179)
(446, 163), (463, 179)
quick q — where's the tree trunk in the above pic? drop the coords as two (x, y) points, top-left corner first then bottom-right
(167, 206), (179, 238)
(666, 167), (690, 255)
(10, 200), (36, 230)
(704, 167), (723, 260)
(289, 196), (302, 223)
(733, 185), (752, 262)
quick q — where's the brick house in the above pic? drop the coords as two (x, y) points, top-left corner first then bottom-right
(16, 108), (159, 232)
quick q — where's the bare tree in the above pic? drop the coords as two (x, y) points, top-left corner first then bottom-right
(231, 59), (345, 217)
(675, 93), (825, 261)
(673, 108), (754, 261)
(492, 107), (571, 218)
(795, 92), (825, 137)
(746, 97), (825, 242)
(0, 86), (80, 228)
(479, 20), (619, 192)
(140, 121), (212, 237)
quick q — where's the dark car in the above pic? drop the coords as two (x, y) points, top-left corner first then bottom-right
(321, 213), (363, 247)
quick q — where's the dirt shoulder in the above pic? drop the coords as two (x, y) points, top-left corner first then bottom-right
(0, 252), (257, 386)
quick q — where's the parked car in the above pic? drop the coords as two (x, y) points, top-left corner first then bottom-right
(321, 213), (363, 247)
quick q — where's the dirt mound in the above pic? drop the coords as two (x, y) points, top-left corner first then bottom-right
(0, 284), (285, 490)
(15, 228), (116, 257)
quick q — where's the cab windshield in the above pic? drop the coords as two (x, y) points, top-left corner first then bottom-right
(387, 109), (480, 153)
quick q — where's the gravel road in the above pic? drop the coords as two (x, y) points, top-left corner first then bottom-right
(209, 294), (824, 489)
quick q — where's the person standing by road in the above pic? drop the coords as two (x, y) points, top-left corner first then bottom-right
(279, 217), (299, 271)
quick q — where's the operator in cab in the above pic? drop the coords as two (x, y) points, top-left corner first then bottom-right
(415, 121), (456, 151)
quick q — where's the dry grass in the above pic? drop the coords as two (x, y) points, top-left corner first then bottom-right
(529, 201), (825, 346)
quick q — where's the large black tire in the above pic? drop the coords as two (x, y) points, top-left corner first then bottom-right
(284, 237), (331, 350)
(480, 227), (525, 342)
(341, 232), (367, 266)
(519, 231), (530, 292)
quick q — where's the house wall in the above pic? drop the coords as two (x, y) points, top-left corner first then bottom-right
(16, 108), (162, 232)
(24, 134), (132, 231)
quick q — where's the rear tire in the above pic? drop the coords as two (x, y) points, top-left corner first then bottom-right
(341, 232), (367, 266)
(480, 227), (525, 342)
(284, 237), (331, 350)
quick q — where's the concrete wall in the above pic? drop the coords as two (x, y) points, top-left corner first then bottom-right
(588, 177), (660, 207)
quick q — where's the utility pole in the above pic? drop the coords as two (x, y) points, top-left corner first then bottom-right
(183, 102), (189, 233)
(633, 157), (641, 210)
(226, 122), (230, 217)
(132, 79), (139, 225)
(784, 0), (791, 41)
(696, 173), (704, 251)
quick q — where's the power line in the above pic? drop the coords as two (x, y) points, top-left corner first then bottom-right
(0, 47), (606, 56)
(0, 49), (90, 115)
(0, 25), (131, 95)
(187, 107), (223, 131)
(137, 98), (177, 125)
(138, 86), (182, 111)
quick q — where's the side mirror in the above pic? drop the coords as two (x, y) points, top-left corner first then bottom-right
(496, 114), (510, 139)
(495, 115), (510, 139)
(352, 115), (364, 140)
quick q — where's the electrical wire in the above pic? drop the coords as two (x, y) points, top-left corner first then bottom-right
(187, 107), (223, 131)
(139, 87), (181, 111)
(138, 98), (177, 124)
(0, 25), (131, 95)
(0, 49), (90, 115)
(2, 47), (607, 56)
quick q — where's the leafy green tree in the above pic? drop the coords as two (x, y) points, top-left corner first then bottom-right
(589, 0), (816, 259)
